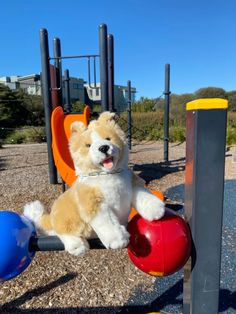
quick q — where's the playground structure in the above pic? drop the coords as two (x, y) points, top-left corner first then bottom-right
(0, 96), (228, 313)
(40, 24), (172, 187)
(37, 25), (229, 313)
(51, 105), (90, 186)
(40, 24), (115, 186)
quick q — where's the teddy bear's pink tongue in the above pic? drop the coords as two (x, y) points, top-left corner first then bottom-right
(102, 157), (113, 169)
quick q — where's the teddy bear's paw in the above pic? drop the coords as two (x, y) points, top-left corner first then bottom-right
(140, 198), (165, 221)
(60, 235), (89, 257)
(103, 225), (130, 250)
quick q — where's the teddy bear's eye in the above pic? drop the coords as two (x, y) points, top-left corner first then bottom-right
(85, 143), (91, 148)
(105, 137), (111, 141)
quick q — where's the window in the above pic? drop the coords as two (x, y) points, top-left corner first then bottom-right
(73, 83), (80, 89)
(96, 88), (99, 96)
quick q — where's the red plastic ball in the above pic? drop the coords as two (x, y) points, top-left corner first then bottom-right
(127, 208), (191, 276)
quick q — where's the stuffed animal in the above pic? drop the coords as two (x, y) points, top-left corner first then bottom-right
(24, 112), (165, 256)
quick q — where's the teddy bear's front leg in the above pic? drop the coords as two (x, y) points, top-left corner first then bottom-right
(132, 187), (165, 221)
(89, 204), (130, 249)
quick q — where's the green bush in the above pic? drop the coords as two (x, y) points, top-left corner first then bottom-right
(3, 127), (46, 144)
(169, 126), (186, 142)
(118, 111), (235, 145)
(226, 127), (236, 145)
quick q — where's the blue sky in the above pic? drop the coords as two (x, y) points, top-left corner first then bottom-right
(1, 0), (236, 99)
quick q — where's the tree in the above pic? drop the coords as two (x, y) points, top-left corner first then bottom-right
(15, 89), (44, 125)
(195, 87), (227, 99)
(226, 91), (236, 111)
(0, 84), (31, 127)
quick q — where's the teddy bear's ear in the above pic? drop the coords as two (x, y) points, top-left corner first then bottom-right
(97, 111), (118, 124)
(70, 121), (86, 135)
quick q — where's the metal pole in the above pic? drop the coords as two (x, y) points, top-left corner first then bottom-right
(29, 235), (105, 252)
(107, 34), (115, 112)
(127, 80), (132, 150)
(164, 63), (171, 162)
(64, 69), (71, 113)
(183, 98), (228, 314)
(53, 37), (63, 107)
(99, 24), (109, 111)
(39, 28), (57, 184)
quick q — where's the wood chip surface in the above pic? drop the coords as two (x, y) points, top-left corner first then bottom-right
(0, 142), (235, 313)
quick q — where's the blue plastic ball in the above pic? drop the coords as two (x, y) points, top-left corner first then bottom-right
(0, 211), (36, 281)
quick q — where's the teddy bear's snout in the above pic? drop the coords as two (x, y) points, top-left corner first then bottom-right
(99, 145), (110, 155)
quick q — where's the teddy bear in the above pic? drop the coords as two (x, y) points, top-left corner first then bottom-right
(24, 111), (165, 256)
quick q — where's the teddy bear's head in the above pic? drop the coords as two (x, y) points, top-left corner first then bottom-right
(69, 112), (128, 175)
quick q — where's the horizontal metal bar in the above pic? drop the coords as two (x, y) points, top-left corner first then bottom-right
(29, 235), (105, 252)
(50, 54), (100, 60)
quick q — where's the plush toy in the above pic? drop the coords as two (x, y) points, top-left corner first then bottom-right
(24, 112), (165, 256)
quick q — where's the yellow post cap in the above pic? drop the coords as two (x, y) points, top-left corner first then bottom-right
(186, 98), (228, 111)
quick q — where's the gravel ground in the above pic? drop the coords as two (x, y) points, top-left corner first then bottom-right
(0, 142), (235, 314)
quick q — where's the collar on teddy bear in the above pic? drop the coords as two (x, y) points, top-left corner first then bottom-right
(79, 168), (125, 178)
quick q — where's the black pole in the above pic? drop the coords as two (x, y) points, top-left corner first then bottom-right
(99, 24), (109, 112)
(183, 99), (228, 313)
(164, 63), (171, 162)
(39, 28), (57, 184)
(64, 69), (71, 113)
(127, 80), (132, 150)
(53, 37), (63, 107)
(107, 34), (115, 112)
(29, 235), (105, 252)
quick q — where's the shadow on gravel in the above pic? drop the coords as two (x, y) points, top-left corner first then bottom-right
(2, 280), (235, 314)
(1, 273), (77, 312)
(133, 158), (185, 184)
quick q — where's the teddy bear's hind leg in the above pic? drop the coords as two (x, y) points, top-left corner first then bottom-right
(23, 200), (53, 235)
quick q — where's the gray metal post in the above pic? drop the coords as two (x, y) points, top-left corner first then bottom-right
(127, 80), (132, 150)
(39, 28), (57, 184)
(164, 63), (171, 162)
(107, 34), (115, 112)
(99, 24), (109, 111)
(64, 69), (71, 113)
(53, 37), (63, 107)
(183, 98), (228, 314)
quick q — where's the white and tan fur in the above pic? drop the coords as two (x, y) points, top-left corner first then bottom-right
(24, 112), (165, 256)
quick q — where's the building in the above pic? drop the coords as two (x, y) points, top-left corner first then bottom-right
(0, 75), (136, 111)
(17, 74), (41, 96)
(85, 83), (136, 112)
(0, 76), (21, 91)
(63, 76), (85, 103)
(0, 74), (85, 103)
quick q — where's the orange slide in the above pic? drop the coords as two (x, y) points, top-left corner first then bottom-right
(51, 105), (91, 186)
(51, 106), (164, 216)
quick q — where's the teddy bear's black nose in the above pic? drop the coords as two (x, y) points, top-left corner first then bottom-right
(99, 145), (110, 154)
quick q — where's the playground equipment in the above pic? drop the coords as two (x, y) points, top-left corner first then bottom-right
(0, 205), (191, 281)
(164, 63), (171, 162)
(51, 105), (90, 186)
(40, 24), (115, 185)
(183, 98), (228, 314)
(128, 208), (191, 277)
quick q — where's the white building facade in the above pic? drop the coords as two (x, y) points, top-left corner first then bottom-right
(0, 75), (136, 112)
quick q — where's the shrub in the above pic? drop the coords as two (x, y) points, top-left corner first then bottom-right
(3, 127), (46, 144)
(169, 126), (186, 142)
(226, 127), (236, 145)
